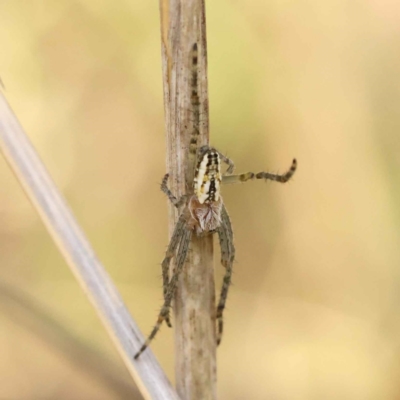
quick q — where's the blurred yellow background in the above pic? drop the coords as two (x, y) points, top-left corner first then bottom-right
(1, 1), (400, 399)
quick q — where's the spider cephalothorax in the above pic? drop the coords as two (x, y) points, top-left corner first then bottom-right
(134, 43), (297, 359)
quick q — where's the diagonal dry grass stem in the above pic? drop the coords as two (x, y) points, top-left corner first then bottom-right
(0, 91), (179, 400)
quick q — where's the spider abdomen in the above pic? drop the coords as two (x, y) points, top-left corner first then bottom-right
(194, 147), (222, 204)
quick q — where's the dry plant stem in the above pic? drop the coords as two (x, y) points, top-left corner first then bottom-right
(0, 92), (179, 400)
(159, 1), (217, 399)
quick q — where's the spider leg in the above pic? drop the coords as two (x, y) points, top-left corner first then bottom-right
(161, 211), (187, 328)
(216, 205), (235, 346)
(222, 158), (297, 185)
(134, 228), (192, 359)
(188, 43), (200, 182)
(218, 152), (235, 175)
(161, 173), (187, 208)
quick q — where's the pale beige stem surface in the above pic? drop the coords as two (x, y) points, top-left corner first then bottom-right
(159, 1), (217, 399)
(0, 92), (179, 400)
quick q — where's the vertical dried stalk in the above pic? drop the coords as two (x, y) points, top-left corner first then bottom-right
(159, 1), (217, 399)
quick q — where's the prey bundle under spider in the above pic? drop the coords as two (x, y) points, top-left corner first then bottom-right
(134, 43), (297, 359)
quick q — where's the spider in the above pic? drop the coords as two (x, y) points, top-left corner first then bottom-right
(134, 44), (297, 359)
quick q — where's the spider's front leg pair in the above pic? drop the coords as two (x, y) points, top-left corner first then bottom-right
(159, 173), (187, 328)
(133, 187), (192, 359)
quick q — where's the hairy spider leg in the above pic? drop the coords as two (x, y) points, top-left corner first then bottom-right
(188, 43), (200, 180)
(222, 158), (297, 185)
(160, 174), (188, 327)
(161, 173), (187, 208)
(134, 227), (193, 359)
(217, 151), (235, 175)
(160, 211), (187, 327)
(216, 205), (235, 345)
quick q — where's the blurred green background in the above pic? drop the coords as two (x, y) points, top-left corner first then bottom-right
(1, 1), (400, 399)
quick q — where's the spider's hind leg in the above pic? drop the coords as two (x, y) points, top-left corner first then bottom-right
(161, 173), (187, 208)
(218, 151), (235, 175)
(255, 158), (297, 183)
(222, 158), (297, 185)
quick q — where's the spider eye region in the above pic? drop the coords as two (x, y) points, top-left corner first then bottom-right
(194, 149), (222, 204)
